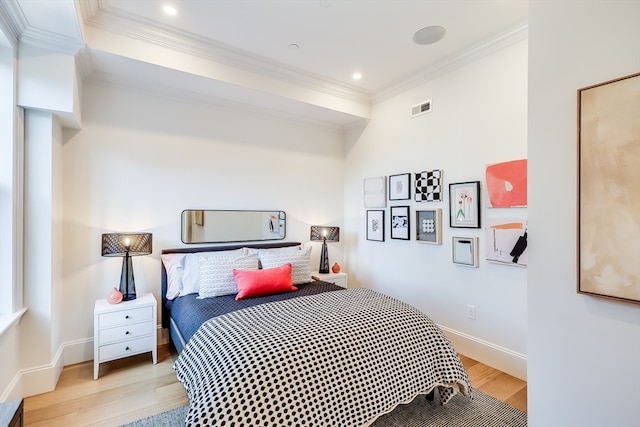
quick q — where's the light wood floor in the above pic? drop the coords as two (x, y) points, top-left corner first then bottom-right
(23, 345), (527, 426)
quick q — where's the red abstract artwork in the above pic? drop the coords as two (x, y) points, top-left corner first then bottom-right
(485, 159), (527, 208)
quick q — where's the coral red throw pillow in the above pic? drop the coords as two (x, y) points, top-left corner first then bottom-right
(233, 263), (297, 300)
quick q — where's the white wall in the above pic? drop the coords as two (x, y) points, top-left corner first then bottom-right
(527, 1), (640, 426)
(19, 110), (65, 396)
(344, 39), (528, 379)
(60, 80), (346, 357)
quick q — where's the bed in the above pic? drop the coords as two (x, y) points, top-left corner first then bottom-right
(161, 242), (472, 426)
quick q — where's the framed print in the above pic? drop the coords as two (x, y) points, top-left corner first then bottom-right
(366, 210), (385, 242)
(578, 72), (640, 304)
(416, 209), (442, 244)
(449, 181), (481, 228)
(389, 173), (411, 200)
(390, 206), (410, 240)
(485, 218), (528, 267)
(364, 176), (386, 208)
(452, 236), (478, 267)
(415, 169), (443, 202)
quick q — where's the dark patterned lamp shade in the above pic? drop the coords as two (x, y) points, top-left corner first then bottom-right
(310, 226), (339, 274)
(310, 226), (340, 243)
(101, 233), (152, 301)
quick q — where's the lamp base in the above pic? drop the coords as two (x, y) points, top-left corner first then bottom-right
(119, 254), (137, 301)
(319, 240), (330, 274)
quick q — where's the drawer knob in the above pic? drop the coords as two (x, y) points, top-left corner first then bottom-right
(125, 315), (130, 319)
(125, 346), (130, 351)
(125, 331), (130, 335)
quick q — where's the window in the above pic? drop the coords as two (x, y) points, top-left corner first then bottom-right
(0, 25), (25, 333)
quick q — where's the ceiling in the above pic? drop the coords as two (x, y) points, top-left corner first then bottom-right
(3, 0), (529, 128)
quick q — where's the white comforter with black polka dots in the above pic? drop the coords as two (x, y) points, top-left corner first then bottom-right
(173, 288), (472, 427)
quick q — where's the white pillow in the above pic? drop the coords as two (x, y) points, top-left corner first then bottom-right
(198, 253), (259, 298)
(181, 249), (244, 296)
(161, 253), (186, 300)
(258, 246), (312, 285)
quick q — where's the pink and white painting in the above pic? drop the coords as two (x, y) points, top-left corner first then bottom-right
(485, 159), (527, 208)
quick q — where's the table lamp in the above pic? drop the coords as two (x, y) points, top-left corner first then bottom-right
(101, 232), (152, 301)
(310, 226), (340, 274)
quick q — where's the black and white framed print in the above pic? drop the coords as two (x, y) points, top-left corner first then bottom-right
(416, 209), (442, 244)
(390, 206), (410, 240)
(366, 210), (385, 242)
(452, 236), (479, 267)
(389, 173), (411, 200)
(415, 169), (443, 202)
(449, 181), (481, 228)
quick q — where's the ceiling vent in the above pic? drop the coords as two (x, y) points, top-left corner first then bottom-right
(411, 100), (432, 118)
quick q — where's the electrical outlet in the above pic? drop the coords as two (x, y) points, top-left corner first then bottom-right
(467, 304), (476, 320)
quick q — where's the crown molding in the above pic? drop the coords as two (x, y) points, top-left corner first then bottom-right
(19, 26), (85, 55)
(0, 0), (27, 45)
(373, 22), (529, 103)
(0, 0), (84, 54)
(79, 0), (370, 106)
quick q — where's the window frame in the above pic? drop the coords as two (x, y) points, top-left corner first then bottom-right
(0, 23), (26, 335)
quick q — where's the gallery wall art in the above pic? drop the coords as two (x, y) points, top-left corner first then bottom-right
(452, 236), (478, 267)
(449, 181), (481, 228)
(364, 176), (387, 208)
(416, 209), (442, 244)
(389, 173), (411, 200)
(390, 206), (410, 240)
(485, 219), (528, 267)
(578, 72), (640, 304)
(366, 210), (385, 242)
(415, 169), (443, 202)
(485, 159), (527, 207)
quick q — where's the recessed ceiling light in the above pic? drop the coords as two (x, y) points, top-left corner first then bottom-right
(163, 5), (177, 16)
(352, 72), (362, 81)
(413, 26), (446, 45)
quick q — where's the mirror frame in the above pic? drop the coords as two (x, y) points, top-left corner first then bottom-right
(181, 210), (286, 244)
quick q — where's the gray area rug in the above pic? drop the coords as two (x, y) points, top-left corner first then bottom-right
(121, 389), (526, 426)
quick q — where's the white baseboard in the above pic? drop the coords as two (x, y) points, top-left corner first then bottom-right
(10, 343), (65, 399)
(63, 337), (93, 366)
(0, 371), (21, 402)
(2, 325), (169, 400)
(439, 324), (527, 381)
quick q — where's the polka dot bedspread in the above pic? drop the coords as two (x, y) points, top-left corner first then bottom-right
(173, 288), (472, 427)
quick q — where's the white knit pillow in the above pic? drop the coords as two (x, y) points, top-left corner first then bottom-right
(161, 253), (186, 300)
(197, 253), (259, 298)
(181, 249), (244, 296)
(258, 246), (312, 285)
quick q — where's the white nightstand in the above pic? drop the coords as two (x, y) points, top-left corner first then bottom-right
(94, 293), (157, 380)
(312, 271), (348, 288)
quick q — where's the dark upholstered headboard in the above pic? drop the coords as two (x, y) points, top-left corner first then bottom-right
(160, 241), (302, 328)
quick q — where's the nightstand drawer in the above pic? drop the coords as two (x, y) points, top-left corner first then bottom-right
(99, 320), (153, 345)
(99, 335), (155, 361)
(99, 306), (152, 328)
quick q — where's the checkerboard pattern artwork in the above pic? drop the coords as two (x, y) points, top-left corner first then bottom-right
(415, 169), (443, 202)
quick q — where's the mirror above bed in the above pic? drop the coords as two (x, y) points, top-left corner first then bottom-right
(181, 210), (286, 243)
